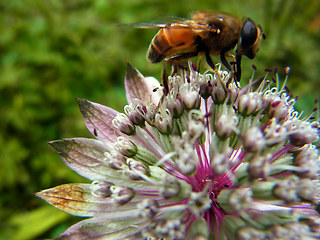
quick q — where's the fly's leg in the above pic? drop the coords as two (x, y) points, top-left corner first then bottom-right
(220, 52), (240, 87)
(161, 61), (169, 96)
(235, 53), (242, 83)
(166, 51), (199, 63)
(205, 51), (227, 91)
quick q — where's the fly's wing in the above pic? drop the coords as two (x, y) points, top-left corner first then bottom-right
(130, 16), (188, 29)
(131, 19), (220, 33)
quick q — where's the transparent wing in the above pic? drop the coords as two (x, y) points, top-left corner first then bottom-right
(131, 20), (219, 33)
(132, 15), (188, 29)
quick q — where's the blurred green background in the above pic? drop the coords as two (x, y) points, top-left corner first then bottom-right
(0, 0), (319, 239)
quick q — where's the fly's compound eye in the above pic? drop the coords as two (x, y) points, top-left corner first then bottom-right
(240, 19), (258, 48)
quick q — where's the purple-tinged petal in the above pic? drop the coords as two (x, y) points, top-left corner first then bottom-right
(49, 138), (111, 181)
(125, 63), (161, 105)
(77, 98), (122, 142)
(76, 99), (158, 155)
(145, 76), (162, 105)
(58, 216), (148, 240)
(49, 138), (157, 189)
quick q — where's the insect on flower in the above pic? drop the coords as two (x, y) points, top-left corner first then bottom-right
(35, 10), (320, 240)
(137, 11), (265, 84)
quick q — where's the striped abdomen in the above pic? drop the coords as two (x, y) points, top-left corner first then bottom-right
(147, 24), (197, 63)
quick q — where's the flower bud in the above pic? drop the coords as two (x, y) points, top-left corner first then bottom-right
(141, 103), (157, 126)
(176, 146), (198, 175)
(126, 158), (149, 180)
(187, 110), (206, 140)
(268, 99), (290, 120)
(91, 180), (112, 198)
(293, 147), (319, 179)
(199, 81), (214, 99)
(211, 82), (227, 104)
(152, 219), (185, 240)
(226, 87), (238, 105)
(114, 137), (137, 157)
(263, 118), (287, 146)
(287, 120), (319, 146)
(247, 154), (271, 180)
(214, 113), (238, 139)
(242, 127), (266, 152)
(109, 185), (135, 204)
(166, 94), (184, 118)
(124, 104), (145, 128)
(104, 150), (126, 170)
(154, 108), (173, 134)
(112, 113), (136, 135)
(237, 226), (267, 240)
(211, 147), (233, 175)
(296, 178), (318, 203)
(160, 175), (181, 198)
(218, 188), (252, 212)
(137, 199), (159, 218)
(273, 178), (299, 204)
(238, 92), (263, 115)
(180, 85), (201, 109)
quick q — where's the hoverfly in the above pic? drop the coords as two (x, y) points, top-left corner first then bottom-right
(137, 11), (265, 86)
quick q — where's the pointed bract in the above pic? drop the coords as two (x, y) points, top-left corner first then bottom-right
(49, 138), (112, 181)
(49, 138), (154, 189)
(125, 63), (161, 105)
(77, 98), (122, 142)
(35, 183), (141, 217)
(58, 216), (147, 240)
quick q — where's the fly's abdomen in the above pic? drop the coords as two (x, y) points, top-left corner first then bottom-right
(147, 26), (196, 63)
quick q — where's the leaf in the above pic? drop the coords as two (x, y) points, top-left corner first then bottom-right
(6, 205), (69, 240)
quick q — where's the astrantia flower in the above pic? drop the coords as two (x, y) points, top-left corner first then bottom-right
(36, 62), (320, 240)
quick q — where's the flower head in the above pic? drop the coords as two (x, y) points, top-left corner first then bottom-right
(36, 62), (320, 239)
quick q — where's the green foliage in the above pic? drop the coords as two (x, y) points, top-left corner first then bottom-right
(0, 0), (319, 239)
(1, 206), (71, 240)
